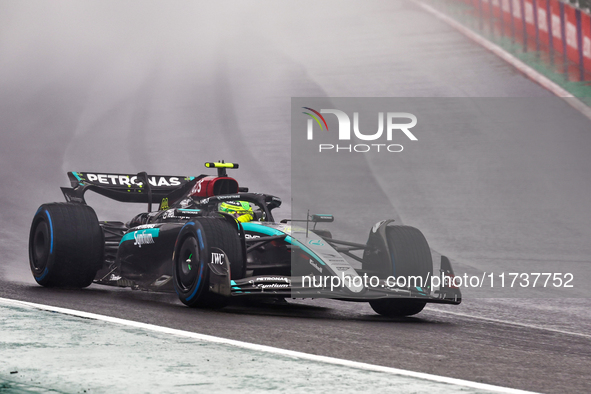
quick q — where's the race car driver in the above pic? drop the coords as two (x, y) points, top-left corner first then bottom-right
(219, 201), (254, 223)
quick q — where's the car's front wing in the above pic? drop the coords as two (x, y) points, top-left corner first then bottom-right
(228, 275), (461, 304)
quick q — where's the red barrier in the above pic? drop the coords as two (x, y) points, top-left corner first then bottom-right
(549, 0), (564, 53)
(564, 6), (578, 63)
(582, 12), (591, 70)
(537, 0), (550, 47)
(452, 0), (591, 78)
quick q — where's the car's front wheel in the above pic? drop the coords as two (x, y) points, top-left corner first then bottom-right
(369, 299), (426, 317)
(363, 223), (433, 317)
(172, 218), (242, 308)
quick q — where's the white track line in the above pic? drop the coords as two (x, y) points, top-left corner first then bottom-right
(412, 0), (591, 122)
(429, 309), (591, 339)
(0, 297), (536, 394)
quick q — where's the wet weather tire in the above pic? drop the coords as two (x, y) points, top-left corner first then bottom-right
(384, 225), (432, 288)
(173, 218), (243, 308)
(365, 225), (433, 317)
(369, 299), (426, 317)
(29, 203), (103, 288)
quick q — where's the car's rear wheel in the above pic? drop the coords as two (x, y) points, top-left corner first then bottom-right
(29, 203), (103, 288)
(173, 218), (243, 308)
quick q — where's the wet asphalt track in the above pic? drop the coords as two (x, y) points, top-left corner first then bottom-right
(1, 1), (590, 393)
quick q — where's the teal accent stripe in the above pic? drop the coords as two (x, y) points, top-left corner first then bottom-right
(72, 172), (82, 182)
(120, 228), (160, 244)
(241, 223), (325, 265)
(241, 223), (284, 237)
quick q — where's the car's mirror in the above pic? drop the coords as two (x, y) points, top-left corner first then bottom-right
(310, 214), (334, 223)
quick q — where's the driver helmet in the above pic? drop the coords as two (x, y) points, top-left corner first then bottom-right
(219, 201), (253, 223)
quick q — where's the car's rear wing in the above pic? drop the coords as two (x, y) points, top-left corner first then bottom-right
(61, 171), (202, 208)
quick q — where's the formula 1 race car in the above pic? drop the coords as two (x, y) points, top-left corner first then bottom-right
(28, 162), (461, 317)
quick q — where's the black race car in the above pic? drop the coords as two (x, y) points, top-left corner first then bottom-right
(28, 162), (461, 317)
